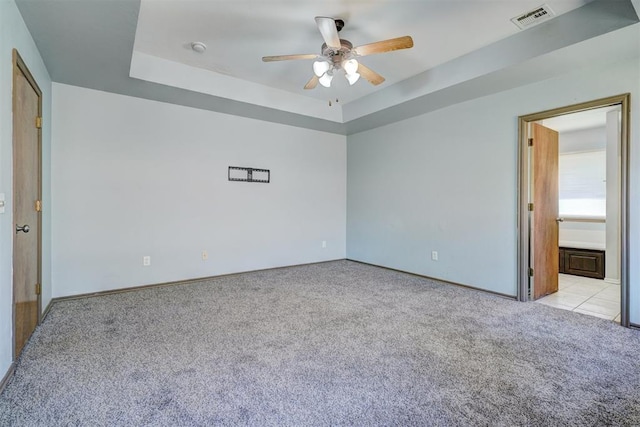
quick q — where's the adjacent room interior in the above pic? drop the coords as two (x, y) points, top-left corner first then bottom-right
(534, 106), (623, 321)
(1, 0), (640, 424)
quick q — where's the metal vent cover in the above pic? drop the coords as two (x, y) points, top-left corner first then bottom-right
(511, 4), (555, 30)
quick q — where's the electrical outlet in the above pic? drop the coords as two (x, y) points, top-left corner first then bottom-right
(143, 256), (151, 266)
(431, 251), (438, 261)
(202, 250), (208, 260)
(322, 240), (327, 249)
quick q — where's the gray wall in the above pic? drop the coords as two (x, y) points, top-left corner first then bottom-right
(52, 84), (346, 297)
(347, 97), (516, 295)
(347, 56), (640, 322)
(0, 0), (52, 378)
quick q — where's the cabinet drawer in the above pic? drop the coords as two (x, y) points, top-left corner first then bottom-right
(560, 248), (605, 279)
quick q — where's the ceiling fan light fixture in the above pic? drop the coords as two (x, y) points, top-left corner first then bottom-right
(262, 17), (412, 91)
(346, 72), (360, 86)
(343, 58), (359, 75)
(318, 72), (333, 88)
(313, 60), (331, 77)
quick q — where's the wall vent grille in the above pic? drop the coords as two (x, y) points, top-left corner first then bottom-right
(511, 4), (555, 30)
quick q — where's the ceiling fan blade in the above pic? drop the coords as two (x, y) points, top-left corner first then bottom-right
(262, 54), (318, 62)
(353, 36), (414, 57)
(304, 75), (319, 90)
(315, 17), (341, 49)
(357, 63), (385, 86)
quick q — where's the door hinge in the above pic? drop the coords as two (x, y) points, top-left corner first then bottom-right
(528, 138), (533, 147)
(35, 200), (42, 212)
(528, 268), (534, 277)
(35, 283), (41, 295)
(35, 116), (42, 129)
(528, 202), (534, 211)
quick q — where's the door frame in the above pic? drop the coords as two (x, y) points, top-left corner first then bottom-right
(12, 49), (43, 358)
(517, 94), (631, 327)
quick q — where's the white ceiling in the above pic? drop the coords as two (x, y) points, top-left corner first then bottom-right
(15, 0), (640, 133)
(133, 0), (591, 106)
(543, 106), (620, 133)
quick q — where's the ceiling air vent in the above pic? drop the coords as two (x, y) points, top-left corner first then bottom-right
(511, 4), (555, 30)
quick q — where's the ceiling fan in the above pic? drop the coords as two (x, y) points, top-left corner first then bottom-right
(262, 17), (413, 90)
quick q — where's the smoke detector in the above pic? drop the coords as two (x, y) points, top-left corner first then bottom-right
(511, 4), (555, 30)
(190, 42), (207, 53)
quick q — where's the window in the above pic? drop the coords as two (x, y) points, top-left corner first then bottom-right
(558, 150), (606, 217)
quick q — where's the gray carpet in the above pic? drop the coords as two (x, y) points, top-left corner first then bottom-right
(1, 260), (639, 426)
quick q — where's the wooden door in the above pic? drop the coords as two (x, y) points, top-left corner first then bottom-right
(531, 123), (559, 299)
(13, 50), (42, 357)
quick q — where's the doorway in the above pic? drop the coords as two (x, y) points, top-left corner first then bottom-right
(12, 49), (43, 358)
(517, 94), (630, 327)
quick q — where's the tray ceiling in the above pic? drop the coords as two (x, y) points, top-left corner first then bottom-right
(16, 0), (640, 133)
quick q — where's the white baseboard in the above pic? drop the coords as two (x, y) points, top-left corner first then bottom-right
(604, 277), (620, 285)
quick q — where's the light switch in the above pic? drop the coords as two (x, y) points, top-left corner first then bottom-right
(0, 193), (5, 214)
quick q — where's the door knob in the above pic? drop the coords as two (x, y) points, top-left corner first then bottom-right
(556, 218), (564, 223)
(16, 224), (30, 234)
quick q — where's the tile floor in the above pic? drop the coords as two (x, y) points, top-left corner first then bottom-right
(535, 274), (621, 322)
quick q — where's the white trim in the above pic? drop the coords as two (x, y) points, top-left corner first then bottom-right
(559, 240), (606, 251)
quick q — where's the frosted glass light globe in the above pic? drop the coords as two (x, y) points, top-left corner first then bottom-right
(346, 72), (360, 85)
(319, 72), (333, 88)
(313, 61), (331, 77)
(343, 59), (359, 75)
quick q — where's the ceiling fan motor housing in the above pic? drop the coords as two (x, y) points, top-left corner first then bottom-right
(321, 39), (354, 67)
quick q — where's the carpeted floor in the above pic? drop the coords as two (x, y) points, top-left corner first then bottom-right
(1, 260), (639, 426)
